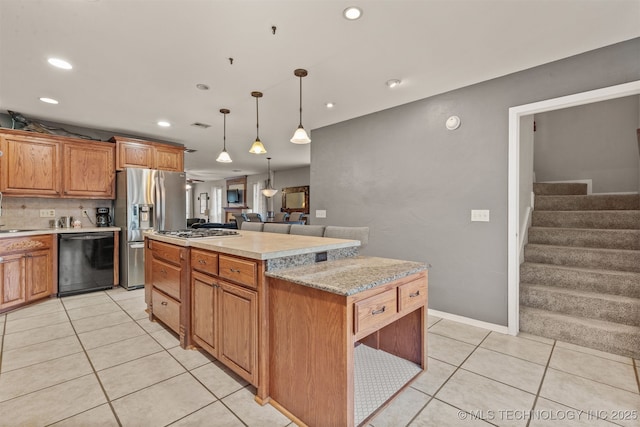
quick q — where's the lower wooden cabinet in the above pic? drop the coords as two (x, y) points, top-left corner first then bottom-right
(0, 235), (55, 312)
(190, 269), (258, 385)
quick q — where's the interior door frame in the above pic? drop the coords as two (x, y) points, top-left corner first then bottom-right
(507, 80), (640, 335)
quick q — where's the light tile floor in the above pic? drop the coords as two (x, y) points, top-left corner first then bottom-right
(0, 288), (638, 427)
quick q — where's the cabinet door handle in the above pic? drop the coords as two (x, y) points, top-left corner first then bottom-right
(371, 306), (386, 315)
(161, 301), (168, 306)
(0, 256), (4, 263)
(409, 291), (420, 298)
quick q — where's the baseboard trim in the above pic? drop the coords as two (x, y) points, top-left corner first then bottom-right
(591, 191), (639, 195)
(428, 309), (510, 335)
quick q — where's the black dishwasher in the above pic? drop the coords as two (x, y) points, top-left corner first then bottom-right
(58, 232), (115, 296)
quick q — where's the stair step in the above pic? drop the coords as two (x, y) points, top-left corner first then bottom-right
(520, 284), (640, 327)
(519, 306), (640, 359)
(532, 210), (640, 229)
(520, 263), (640, 298)
(524, 244), (640, 272)
(528, 227), (640, 250)
(533, 183), (588, 196)
(535, 194), (640, 211)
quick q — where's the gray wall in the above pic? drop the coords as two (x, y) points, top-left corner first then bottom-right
(311, 38), (640, 326)
(534, 95), (640, 193)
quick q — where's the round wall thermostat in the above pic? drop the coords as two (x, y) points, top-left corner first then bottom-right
(446, 116), (461, 130)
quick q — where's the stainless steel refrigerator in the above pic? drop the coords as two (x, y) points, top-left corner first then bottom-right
(115, 168), (186, 289)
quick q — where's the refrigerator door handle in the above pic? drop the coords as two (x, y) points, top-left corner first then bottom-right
(129, 243), (145, 249)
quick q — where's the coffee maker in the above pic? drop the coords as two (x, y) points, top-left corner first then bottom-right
(96, 207), (111, 227)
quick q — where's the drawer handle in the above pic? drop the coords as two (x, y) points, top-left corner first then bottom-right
(160, 268), (167, 274)
(198, 259), (206, 264)
(409, 291), (420, 298)
(371, 306), (386, 315)
(161, 301), (168, 306)
(230, 268), (240, 273)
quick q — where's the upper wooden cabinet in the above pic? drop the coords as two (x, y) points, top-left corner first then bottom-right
(111, 136), (184, 172)
(63, 141), (115, 198)
(0, 131), (61, 196)
(0, 128), (115, 199)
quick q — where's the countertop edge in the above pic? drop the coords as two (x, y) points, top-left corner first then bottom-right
(0, 227), (121, 238)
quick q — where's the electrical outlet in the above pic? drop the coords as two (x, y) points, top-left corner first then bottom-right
(82, 209), (90, 217)
(40, 209), (56, 218)
(316, 209), (327, 218)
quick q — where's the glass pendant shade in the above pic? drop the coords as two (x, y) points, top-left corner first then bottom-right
(250, 91), (267, 154)
(262, 187), (278, 197)
(249, 139), (267, 154)
(261, 157), (278, 197)
(291, 69), (311, 144)
(216, 108), (232, 163)
(290, 125), (311, 144)
(216, 149), (232, 163)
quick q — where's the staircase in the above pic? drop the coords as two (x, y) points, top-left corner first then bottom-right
(519, 183), (640, 358)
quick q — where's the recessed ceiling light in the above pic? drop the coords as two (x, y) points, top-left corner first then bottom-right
(343, 6), (362, 20)
(196, 83), (210, 90)
(325, 102), (336, 109)
(39, 97), (59, 104)
(157, 121), (171, 127)
(47, 58), (72, 70)
(386, 79), (401, 88)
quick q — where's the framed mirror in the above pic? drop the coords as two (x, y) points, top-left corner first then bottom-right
(199, 193), (208, 214)
(281, 186), (309, 214)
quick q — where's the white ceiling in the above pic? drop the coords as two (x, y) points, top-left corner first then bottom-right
(1, 0), (639, 181)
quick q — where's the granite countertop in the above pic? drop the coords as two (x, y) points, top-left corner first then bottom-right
(0, 226), (121, 238)
(265, 256), (429, 296)
(146, 230), (360, 261)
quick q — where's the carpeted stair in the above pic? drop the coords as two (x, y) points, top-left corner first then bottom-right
(520, 183), (640, 358)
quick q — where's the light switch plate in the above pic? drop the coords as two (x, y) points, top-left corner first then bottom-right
(471, 209), (490, 222)
(316, 209), (327, 218)
(40, 209), (56, 218)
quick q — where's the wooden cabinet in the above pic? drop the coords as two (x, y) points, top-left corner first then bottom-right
(62, 140), (115, 198)
(0, 129), (115, 199)
(268, 270), (428, 427)
(147, 239), (189, 346)
(0, 235), (55, 312)
(112, 136), (184, 172)
(190, 248), (259, 385)
(0, 131), (61, 196)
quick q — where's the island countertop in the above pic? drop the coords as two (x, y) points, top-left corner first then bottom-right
(145, 230), (360, 260)
(265, 256), (429, 296)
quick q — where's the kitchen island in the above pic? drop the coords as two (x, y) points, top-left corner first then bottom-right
(144, 230), (428, 426)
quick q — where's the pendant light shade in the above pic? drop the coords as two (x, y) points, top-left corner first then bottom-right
(249, 91), (267, 154)
(290, 69), (311, 144)
(261, 157), (278, 197)
(216, 108), (232, 163)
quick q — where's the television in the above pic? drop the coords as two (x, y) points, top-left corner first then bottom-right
(227, 189), (243, 203)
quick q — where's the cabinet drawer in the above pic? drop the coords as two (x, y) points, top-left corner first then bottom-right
(152, 289), (180, 334)
(191, 249), (218, 276)
(354, 288), (397, 336)
(149, 240), (183, 265)
(151, 259), (181, 300)
(0, 235), (52, 254)
(398, 278), (427, 313)
(219, 256), (257, 289)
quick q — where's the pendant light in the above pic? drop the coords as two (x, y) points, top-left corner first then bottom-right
(261, 157), (278, 197)
(290, 69), (311, 144)
(216, 108), (232, 163)
(249, 91), (267, 154)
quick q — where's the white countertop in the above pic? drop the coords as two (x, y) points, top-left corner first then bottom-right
(146, 230), (360, 260)
(0, 226), (120, 238)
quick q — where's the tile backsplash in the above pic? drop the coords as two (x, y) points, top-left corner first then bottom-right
(0, 197), (113, 230)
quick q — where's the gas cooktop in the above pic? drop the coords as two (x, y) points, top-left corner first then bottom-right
(156, 229), (239, 239)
